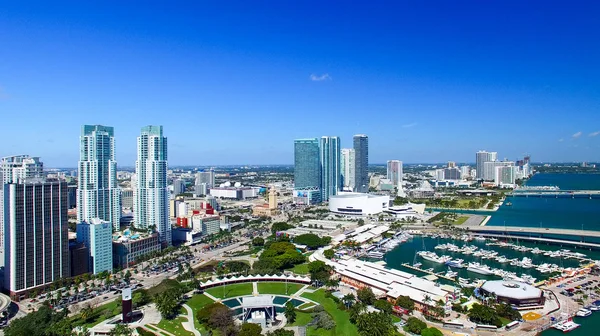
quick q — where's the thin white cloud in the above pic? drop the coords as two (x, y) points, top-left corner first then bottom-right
(309, 73), (331, 81)
(402, 122), (417, 128)
(572, 131), (583, 139)
(589, 131), (600, 137)
(558, 138), (564, 142)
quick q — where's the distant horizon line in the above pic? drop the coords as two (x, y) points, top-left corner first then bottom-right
(44, 161), (597, 170)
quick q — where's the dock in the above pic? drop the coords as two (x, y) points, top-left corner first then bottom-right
(400, 263), (458, 282)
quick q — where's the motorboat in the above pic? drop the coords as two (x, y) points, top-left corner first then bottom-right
(495, 256), (509, 263)
(445, 268), (458, 278)
(552, 319), (580, 332)
(576, 308), (592, 317)
(367, 251), (385, 259)
(586, 305), (599, 311)
(413, 262), (422, 268)
(467, 262), (494, 275)
(446, 259), (465, 268)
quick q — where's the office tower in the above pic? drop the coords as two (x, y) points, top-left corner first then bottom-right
(3, 180), (69, 298)
(447, 161), (456, 168)
(353, 134), (369, 193)
(76, 218), (113, 274)
(475, 150), (497, 180)
(134, 125), (171, 245)
(77, 125), (122, 231)
(121, 188), (134, 208)
(386, 160), (403, 193)
(319, 136), (340, 201)
(172, 178), (186, 196)
(294, 138), (321, 190)
(340, 149), (355, 192)
(0, 155), (43, 184)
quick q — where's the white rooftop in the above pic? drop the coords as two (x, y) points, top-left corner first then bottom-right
(242, 295), (274, 308)
(480, 280), (542, 300)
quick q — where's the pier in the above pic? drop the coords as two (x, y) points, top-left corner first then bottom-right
(400, 262), (458, 282)
(466, 226), (600, 250)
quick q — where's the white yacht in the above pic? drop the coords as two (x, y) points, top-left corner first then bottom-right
(367, 251), (385, 259)
(576, 308), (592, 317)
(495, 256), (509, 263)
(446, 259), (465, 268)
(467, 262), (494, 275)
(445, 268), (458, 278)
(552, 319), (580, 332)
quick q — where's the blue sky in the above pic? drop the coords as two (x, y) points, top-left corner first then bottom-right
(1, 1), (599, 166)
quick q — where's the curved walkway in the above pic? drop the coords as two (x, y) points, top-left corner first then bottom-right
(181, 304), (202, 336)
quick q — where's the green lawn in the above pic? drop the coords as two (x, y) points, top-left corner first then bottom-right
(70, 300), (121, 328)
(291, 311), (313, 327)
(185, 294), (216, 330)
(289, 263), (309, 275)
(257, 282), (304, 295)
(205, 282), (253, 299)
(301, 289), (359, 336)
(157, 316), (194, 336)
(453, 216), (469, 225)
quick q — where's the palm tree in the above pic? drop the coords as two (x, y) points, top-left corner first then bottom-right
(423, 295), (432, 317)
(343, 293), (356, 309)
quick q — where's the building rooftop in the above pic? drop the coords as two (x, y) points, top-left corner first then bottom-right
(480, 280), (542, 300)
(242, 295), (274, 308)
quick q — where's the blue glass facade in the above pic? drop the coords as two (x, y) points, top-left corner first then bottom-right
(353, 134), (369, 193)
(320, 136), (340, 201)
(294, 139), (321, 197)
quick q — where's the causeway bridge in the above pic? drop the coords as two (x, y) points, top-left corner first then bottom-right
(506, 190), (600, 199)
(465, 226), (600, 250)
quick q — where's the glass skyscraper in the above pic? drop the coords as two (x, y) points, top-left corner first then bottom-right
(320, 136), (340, 201)
(134, 125), (171, 245)
(77, 125), (121, 231)
(341, 148), (355, 191)
(294, 138), (321, 193)
(353, 134), (369, 193)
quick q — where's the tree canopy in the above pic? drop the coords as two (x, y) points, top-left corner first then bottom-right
(395, 295), (415, 312)
(293, 234), (331, 249)
(255, 242), (306, 272)
(467, 303), (502, 327)
(356, 312), (395, 336)
(252, 237), (265, 246)
(307, 260), (332, 286)
(357, 287), (376, 305)
(271, 222), (294, 234)
(239, 323), (262, 336)
(4, 305), (71, 336)
(404, 317), (427, 335)
(323, 249), (335, 259)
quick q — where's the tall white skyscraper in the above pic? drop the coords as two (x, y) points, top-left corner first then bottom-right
(77, 125), (122, 231)
(134, 125), (171, 245)
(319, 136), (340, 202)
(340, 148), (355, 191)
(1, 155), (44, 184)
(476, 150), (497, 180)
(387, 160), (403, 194)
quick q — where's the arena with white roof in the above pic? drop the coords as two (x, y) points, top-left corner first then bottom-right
(479, 280), (545, 308)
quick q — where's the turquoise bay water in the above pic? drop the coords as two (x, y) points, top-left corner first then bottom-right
(525, 173), (600, 190)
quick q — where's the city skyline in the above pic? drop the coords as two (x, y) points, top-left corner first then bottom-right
(2, 3), (600, 165)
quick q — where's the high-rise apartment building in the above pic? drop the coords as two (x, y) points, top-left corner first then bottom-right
(3, 180), (69, 299)
(475, 150), (497, 180)
(353, 134), (369, 193)
(1, 155), (44, 184)
(319, 136), (340, 202)
(386, 160), (403, 193)
(134, 126), (171, 245)
(294, 138), (321, 188)
(483, 161), (514, 181)
(76, 218), (113, 274)
(195, 170), (215, 187)
(77, 125), (122, 231)
(340, 149), (355, 191)
(495, 165), (517, 187)
(172, 178), (186, 196)
(447, 161), (456, 168)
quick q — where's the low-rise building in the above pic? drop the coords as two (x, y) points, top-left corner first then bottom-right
(479, 280), (544, 309)
(112, 232), (161, 268)
(76, 218), (113, 274)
